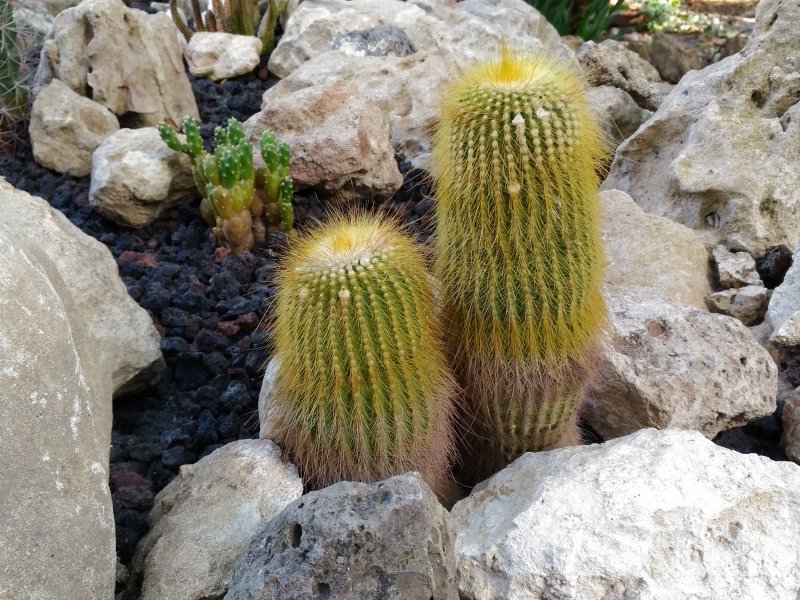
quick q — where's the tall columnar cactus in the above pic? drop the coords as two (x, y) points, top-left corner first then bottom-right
(432, 48), (608, 480)
(0, 0), (28, 155)
(158, 116), (294, 254)
(269, 215), (458, 499)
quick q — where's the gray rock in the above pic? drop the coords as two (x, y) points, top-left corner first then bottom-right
(782, 389), (800, 464)
(225, 473), (458, 600)
(332, 25), (416, 57)
(603, 0), (800, 255)
(766, 246), (800, 344)
(587, 85), (652, 148)
(185, 32), (263, 81)
(89, 127), (197, 228)
(584, 288), (777, 440)
(771, 310), (800, 347)
(452, 428), (800, 600)
(649, 31), (704, 84)
(127, 440), (303, 600)
(29, 79), (119, 177)
(712, 245), (762, 288)
(706, 285), (770, 326)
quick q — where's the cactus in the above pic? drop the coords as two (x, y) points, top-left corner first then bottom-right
(158, 116), (294, 254)
(0, 0), (28, 155)
(269, 214), (458, 499)
(432, 48), (608, 480)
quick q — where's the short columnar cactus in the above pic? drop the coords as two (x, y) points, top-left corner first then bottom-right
(432, 48), (608, 479)
(158, 116), (294, 254)
(270, 215), (458, 498)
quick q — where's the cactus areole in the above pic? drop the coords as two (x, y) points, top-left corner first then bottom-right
(433, 48), (608, 466)
(271, 216), (457, 497)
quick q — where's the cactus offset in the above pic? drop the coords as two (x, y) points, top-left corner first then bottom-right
(270, 215), (458, 498)
(432, 48), (608, 479)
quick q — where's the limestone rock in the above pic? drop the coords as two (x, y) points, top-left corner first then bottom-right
(0, 178), (162, 600)
(260, 49), (459, 169)
(766, 246), (800, 345)
(712, 245), (762, 288)
(603, 0), (800, 255)
(35, 0), (198, 127)
(185, 32), (262, 81)
(332, 25), (416, 58)
(586, 85), (652, 148)
(601, 189), (711, 309)
(706, 285), (770, 326)
(245, 81), (402, 199)
(225, 473), (458, 599)
(29, 79), (119, 177)
(89, 127), (197, 228)
(782, 390), (800, 463)
(127, 440), (302, 600)
(269, 0), (559, 79)
(452, 428), (800, 600)
(649, 31), (704, 83)
(771, 311), (800, 347)
(578, 39), (672, 111)
(583, 288), (777, 440)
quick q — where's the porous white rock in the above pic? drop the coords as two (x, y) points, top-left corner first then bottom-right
(600, 189), (711, 309)
(245, 81), (402, 199)
(782, 390), (800, 463)
(452, 428), (800, 600)
(185, 32), (262, 81)
(705, 285), (770, 326)
(603, 0), (800, 255)
(583, 288), (777, 440)
(89, 127), (197, 228)
(29, 79), (119, 177)
(771, 311), (800, 347)
(765, 246), (800, 346)
(586, 85), (652, 148)
(127, 440), (302, 600)
(712, 245), (762, 288)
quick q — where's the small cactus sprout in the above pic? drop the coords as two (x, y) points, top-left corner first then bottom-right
(432, 47), (608, 481)
(270, 214), (458, 498)
(158, 116), (295, 254)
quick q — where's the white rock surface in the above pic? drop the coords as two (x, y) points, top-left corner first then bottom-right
(29, 79), (119, 177)
(712, 245), (762, 288)
(583, 288), (777, 440)
(603, 0), (800, 255)
(245, 81), (402, 200)
(586, 85), (651, 148)
(269, 0), (560, 79)
(782, 390), (800, 463)
(765, 246), (800, 346)
(771, 310), (800, 347)
(127, 440), (302, 600)
(601, 189), (711, 309)
(35, 0), (199, 127)
(0, 178), (162, 600)
(185, 32), (262, 81)
(705, 285), (770, 326)
(89, 127), (197, 228)
(452, 428), (800, 600)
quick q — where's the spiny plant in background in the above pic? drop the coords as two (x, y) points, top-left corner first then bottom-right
(269, 214), (459, 501)
(158, 116), (294, 254)
(433, 47), (608, 484)
(0, 0), (28, 155)
(169, 0), (290, 56)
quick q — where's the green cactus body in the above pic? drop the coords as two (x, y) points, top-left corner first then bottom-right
(271, 215), (457, 497)
(432, 48), (608, 475)
(0, 1), (28, 155)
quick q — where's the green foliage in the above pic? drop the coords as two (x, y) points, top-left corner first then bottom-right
(158, 116), (294, 254)
(169, 0), (289, 57)
(524, 0), (627, 40)
(641, 0), (681, 30)
(0, 0), (28, 155)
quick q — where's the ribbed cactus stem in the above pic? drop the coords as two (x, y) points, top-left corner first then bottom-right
(433, 48), (608, 476)
(270, 215), (457, 497)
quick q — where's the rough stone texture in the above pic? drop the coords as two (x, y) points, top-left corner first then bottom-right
(586, 85), (651, 148)
(756, 244), (793, 288)
(713, 245), (762, 288)
(601, 189), (711, 309)
(771, 310), (800, 347)
(126, 440), (303, 600)
(583, 288), (777, 440)
(578, 39), (672, 112)
(452, 428), (800, 600)
(766, 246), (800, 344)
(332, 25), (417, 57)
(35, 0), (199, 127)
(706, 285), (770, 326)
(269, 0), (560, 79)
(257, 355), (279, 438)
(29, 79), (119, 177)
(185, 32), (263, 81)
(649, 31), (704, 84)
(261, 49), (459, 169)
(225, 473), (458, 600)
(603, 0), (800, 256)
(782, 389), (800, 463)
(245, 81), (402, 199)
(89, 127), (197, 228)
(0, 178), (162, 600)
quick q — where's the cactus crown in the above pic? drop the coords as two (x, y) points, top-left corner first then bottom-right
(271, 214), (457, 494)
(433, 47), (608, 372)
